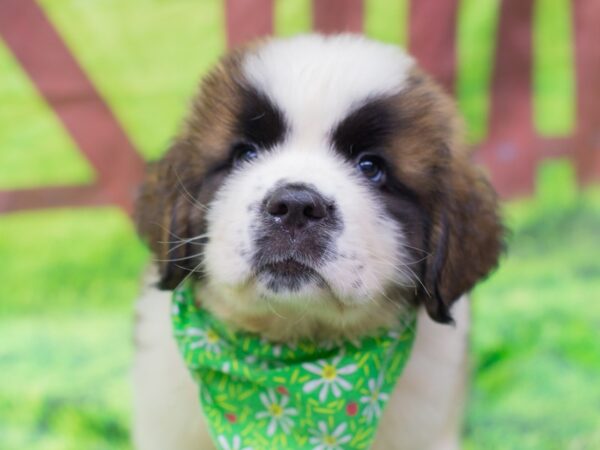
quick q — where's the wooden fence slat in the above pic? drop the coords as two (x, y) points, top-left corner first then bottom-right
(313, 0), (363, 34)
(572, 0), (600, 184)
(225, 0), (273, 48)
(0, 184), (110, 214)
(476, 0), (538, 198)
(0, 0), (145, 214)
(408, 0), (459, 94)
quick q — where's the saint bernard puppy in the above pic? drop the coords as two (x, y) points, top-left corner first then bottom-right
(133, 34), (503, 450)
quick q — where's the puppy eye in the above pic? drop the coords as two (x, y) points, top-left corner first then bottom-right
(232, 142), (259, 166)
(357, 156), (385, 183)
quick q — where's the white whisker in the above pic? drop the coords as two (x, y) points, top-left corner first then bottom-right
(158, 233), (209, 245)
(165, 234), (209, 254)
(153, 251), (205, 263)
(173, 169), (210, 213)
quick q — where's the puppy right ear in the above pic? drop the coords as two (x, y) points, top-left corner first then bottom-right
(134, 141), (203, 290)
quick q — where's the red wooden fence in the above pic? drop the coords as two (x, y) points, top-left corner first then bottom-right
(1, 0), (599, 216)
(573, 0), (600, 185)
(0, 0), (145, 215)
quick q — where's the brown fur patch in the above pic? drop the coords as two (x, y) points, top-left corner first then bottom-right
(135, 49), (250, 288)
(383, 68), (503, 322)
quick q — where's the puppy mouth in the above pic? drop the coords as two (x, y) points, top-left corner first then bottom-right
(255, 258), (326, 293)
(263, 258), (311, 275)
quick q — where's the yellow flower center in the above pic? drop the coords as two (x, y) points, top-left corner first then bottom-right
(324, 435), (337, 445)
(322, 364), (337, 380)
(371, 390), (379, 402)
(206, 329), (219, 344)
(269, 403), (283, 417)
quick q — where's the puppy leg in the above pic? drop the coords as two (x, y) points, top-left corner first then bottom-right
(372, 296), (469, 450)
(132, 274), (214, 450)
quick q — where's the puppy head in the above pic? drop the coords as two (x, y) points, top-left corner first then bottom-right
(136, 35), (503, 338)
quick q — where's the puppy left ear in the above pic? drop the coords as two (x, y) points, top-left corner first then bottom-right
(421, 158), (504, 323)
(134, 140), (205, 290)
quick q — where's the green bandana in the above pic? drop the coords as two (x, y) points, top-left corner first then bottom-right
(172, 283), (416, 450)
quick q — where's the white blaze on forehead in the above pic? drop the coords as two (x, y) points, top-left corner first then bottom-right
(242, 34), (414, 142)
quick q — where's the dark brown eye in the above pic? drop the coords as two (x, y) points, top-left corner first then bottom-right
(232, 142), (259, 166)
(357, 156), (385, 183)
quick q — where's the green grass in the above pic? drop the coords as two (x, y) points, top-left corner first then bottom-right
(1, 314), (133, 450)
(0, 208), (147, 449)
(0, 208), (148, 315)
(466, 163), (600, 449)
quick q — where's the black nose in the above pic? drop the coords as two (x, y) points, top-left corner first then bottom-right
(265, 184), (330, 228)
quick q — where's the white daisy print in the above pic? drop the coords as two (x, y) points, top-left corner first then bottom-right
(173, 290), (185, 303)
(199, 384), (213, 405)
(216, 434), (252, 450)
(320, 337), (362, 351)
(387, 329), (400, 340)
(302, 354), (358, 402)
(359, 374), (389, 423)
(221, 361), (231, 374)
(255, 389), (298, 436)
(260, 338), (283, 357)
(171, 290), (185, 315)
(272, 344), (283, 357)
(244, 354), (269, 371)
(308, 421), (352, 450)
(187, 327), (223, 354)
(260, 337), (297, 357)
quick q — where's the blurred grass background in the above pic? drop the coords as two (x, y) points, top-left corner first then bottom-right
(1, 0), (598, 449)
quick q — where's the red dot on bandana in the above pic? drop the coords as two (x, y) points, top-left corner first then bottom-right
(225, 413), (237, 423)
(346, 402), (358, 416)
(277, 386), (289, 396)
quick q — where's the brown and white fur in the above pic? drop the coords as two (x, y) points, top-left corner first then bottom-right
(133, 34), (502, 450)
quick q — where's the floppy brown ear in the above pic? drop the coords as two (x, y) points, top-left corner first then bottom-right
(134, 140), (206, 290)
(421, 157), (504, 323)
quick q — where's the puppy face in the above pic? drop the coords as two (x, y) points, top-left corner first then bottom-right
(136, 35), (503, 339)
